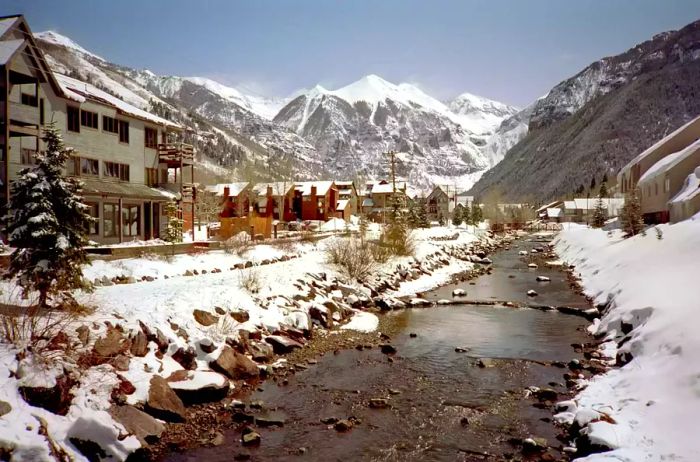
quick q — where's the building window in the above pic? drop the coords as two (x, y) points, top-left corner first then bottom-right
(21, 92), (38, 107)
(145, 127), (158, 149)
(122, 204), (140, 237)
(104, 161), (130, 181)
(81, 109), (99, 129)
(80, 158), (99, 176)
(654, 183), (658, 196)
(103, 115), (118, 134)
(67, 105), (80, 132)
(665, 178), (670, 193)
(118, 120), (129, 144)
(145, 168), (159, 187)
(20, 148), (36, 165)
(86, 202), (99, 235)
(103, 203), (118, 237)
(40, 98), (45, 125)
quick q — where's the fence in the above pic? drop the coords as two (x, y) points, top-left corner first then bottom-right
(219, 215), (272, 240)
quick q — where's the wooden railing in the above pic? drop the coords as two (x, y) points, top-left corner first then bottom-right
(157, 142), (194, 164)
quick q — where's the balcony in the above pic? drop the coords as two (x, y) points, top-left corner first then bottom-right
(9, 102), (40, 137)
(157, 142), (194, 167)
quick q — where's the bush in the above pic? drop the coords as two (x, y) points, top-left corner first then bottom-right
(223, 232), (252, 256)
(325, 238), (378, 280)
(369, 242), (393, 263)
(238, 268), (262, 294)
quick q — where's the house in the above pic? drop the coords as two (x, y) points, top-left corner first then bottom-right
(293, 181), (338, 221)
(636, 139), (700, 223)
(251, 182), (295, 221)
(334, 180), (358, 221)
(426, 185), (473, 222)
(1, 15), (191, 244)
(536, 201), (564, 220)
(618, 114), (700, 195)
(361, 180), (408, 220)
(669, 167), (700, 222)
(562, 198), (625, 223)
(207, 182), (251, 218)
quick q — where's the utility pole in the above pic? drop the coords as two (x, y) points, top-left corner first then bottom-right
(388, 150), (397, 194)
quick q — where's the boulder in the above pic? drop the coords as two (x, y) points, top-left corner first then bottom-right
(210, 346), (260, 380)
(130, 330), (149, 357)
(94, 327), (130, 358)
(527, 263), (538, 269)
(241, 427), (261, 446)
(198, 338), (217, 354)
(527, 290), (538, 297)
(18, 374), (74, 416)
(145, 375), (186, 422)
(230, 310), (250, 323)
(248, 342), (274, 363)
(369, 398), (389, 409)
(167, 370), (230, 405)
(536, 276), (551, 282)
(171, 347), (197, 371)
(193, 309), (219, 327)
(109, 404), (165, 446)
(380, 344), (397, 355)
(0, 400), (11, 417)
(452, 288), (466, 297)
(75, 325), (90, 347)
(334, 419), (353, 432)
(264, 335), (303, 354)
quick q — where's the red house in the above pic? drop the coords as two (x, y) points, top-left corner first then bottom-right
(293, 181), (338, 221)
(207, 182), (251, 218)
(251, 182), (296, 221)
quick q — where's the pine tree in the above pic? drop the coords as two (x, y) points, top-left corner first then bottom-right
(620, 189), (645, 237)
(163, 201), (184, 243)
(2, 123), (92, 307)
(417, 200), (430, 228)
(470, 202), (483, 226)
(452, 204), (463, 227)
(462, 203), (471, 227)
(590, 176), (597, 192)
(599, 181), (608, 197)
(591, 196), (607, 228)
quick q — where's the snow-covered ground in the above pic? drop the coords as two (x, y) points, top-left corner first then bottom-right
(0, 225), (485, 461)
(555, 220), (700, 461)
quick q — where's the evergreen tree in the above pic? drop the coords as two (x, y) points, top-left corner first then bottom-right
(384, 192), (412, 255)
(602, 172), (608, 184)
(452, 204), (463, 227)
(470, 202), (483, 225)
(599, 181), (609, 197)
(2, 123), (92, 307)
(462, 202), (471, 227)
(590, 176), (597, 192)
(163, 201), (184, 243)
(417, 200), (430, 228)
(620, 189), (645, 237)
(591, 196), (607, 228)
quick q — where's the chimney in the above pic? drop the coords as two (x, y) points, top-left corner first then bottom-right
(267, 185), (273, 197)
(223, 186), (230, 200)
(311, 185), (317, 197)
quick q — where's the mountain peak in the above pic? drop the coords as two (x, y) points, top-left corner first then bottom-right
(34, 30), (103, 61)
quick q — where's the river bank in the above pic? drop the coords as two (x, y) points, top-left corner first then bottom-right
(162, 232), (603, 462)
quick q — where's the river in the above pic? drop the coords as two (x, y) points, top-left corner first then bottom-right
(167, 233), (591, 461)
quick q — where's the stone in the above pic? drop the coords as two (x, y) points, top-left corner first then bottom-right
(19, 374), (75, 416)
(255, 413), (285, 427)
(369, 398), (389, 409)
(527, 263), (538, 268)
(172, 347), (198, 370)
(76, 325), (90, 346)
(536, 276), (551, 282)
(452, 288), (466, 296)
(0, 400), (11, 417)
(321, 417), (339, 425)
(110, 404), (165, 446)
(521, 437), (548, 453)
(210, 431), (225, 446)
(167, 370), (230, 405)
(112, 355), (130, 372)
(455, 347), (469, 353)
(241, 428), (261, 446)
(210, 347), (260, 380)
(380, 344), (397, 354)
(534, 388), (558, 402)
(477, 358), (495, 368)
(248, 342), (274, 362)
(334, 419), (353, 432)
(193, 309), (219, 327)
(94, 327), (129, 358)
(145, 375), (186, 422)
(230, 310), (250, 323)
(198, 338), (217, 354)
(264, 335), (303, 354)
(130, 330), (149, 357)
(527, 290), (538, 297)
(409, 333), (417, 338)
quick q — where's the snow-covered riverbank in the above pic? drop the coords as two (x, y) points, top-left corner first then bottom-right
(555, 220), (700, 461)
(0, 226), (497, 461)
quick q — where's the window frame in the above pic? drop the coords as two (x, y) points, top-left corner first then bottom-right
(122, 204), (140, 238)
(86, 202), (99, 235)
(118, 120), (129, 144)
(67, 105), (80, 133)
(80, 109), (99, 129)
(20, 148), (36, 166)
(144, 127), (158, 149)
(80, 157), (99, 177)
(21, 92), (38, 107)
(102, 115), (118, 134)
(103, 203), (119, 237)
(103, 161), (130, 181)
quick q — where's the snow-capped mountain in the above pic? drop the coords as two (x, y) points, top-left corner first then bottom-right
(448, 92), (520, 135)
(274, 75), (521, 190)
(34, 31), (526, 191)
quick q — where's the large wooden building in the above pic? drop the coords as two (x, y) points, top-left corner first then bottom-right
(1, 15), (195, 244)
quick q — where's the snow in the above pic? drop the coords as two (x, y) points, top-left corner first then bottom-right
(319, 218), (353, 232)
(555, 221), (700, 461)
(448, 91), (520, 135)
(34, 31), (104, 61)
(637, 139), (700, 184)
(670, 166), (700, 203)
(206, 182), (249, 197)
(295, 181), (334, 196)
(340, 312), (379, 333)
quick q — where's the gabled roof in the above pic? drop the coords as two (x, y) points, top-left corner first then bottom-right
(252, 182), (295, 197)
(638, 139), (700, 184)
(0, 38), (24, 65)
(55, 73), (180, 129)
(536, 200), (563, 214)
(295, 181), (334, 196)
(206, 182), (250, 197)
(336, 199), (349, 211)
(371, 182), (406, 194)
(0, 16), (21, 40)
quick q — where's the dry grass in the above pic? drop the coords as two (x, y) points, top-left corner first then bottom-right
(222, 232), (253, 256)
(238, 268), (263, 294)
(326, 238), (378, 280)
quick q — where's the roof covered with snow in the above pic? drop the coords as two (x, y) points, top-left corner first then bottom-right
(295, 181), (334, 196)
(55, 73), (180, 129)
(0, 16), (20, 39)
(0, 38), (24, 65)
(572, 198), (625, 214)
(546, 208), (563, 218)
(336, 199), (349, 211)
(251, 182), (294, 197)
(206, 182), (249, 197)
(371, 182), (406, 194)
(670, 167), (700, 204)
(638, 139), (700, 184)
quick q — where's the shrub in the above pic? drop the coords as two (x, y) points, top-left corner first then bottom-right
(223, 232), (252, 256)
(238, 268), (262, 294)
(325, 238), (378, 280)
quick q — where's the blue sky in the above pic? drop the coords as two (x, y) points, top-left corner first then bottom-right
(5, 0), (700, 107)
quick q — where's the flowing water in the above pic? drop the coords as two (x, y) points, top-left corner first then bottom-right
(168, 234), (591, 461)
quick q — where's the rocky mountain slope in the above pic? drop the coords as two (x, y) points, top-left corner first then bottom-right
(470, 19), (700, 202)
(35, 32), (525, 190)
(274, 75), (521, 190)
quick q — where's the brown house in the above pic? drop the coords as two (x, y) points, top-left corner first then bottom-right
(293, 181), (338, 221)
(334, 180), (358, 221)
(251, 182), (296, 221)
(207, 182), (251, 218)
